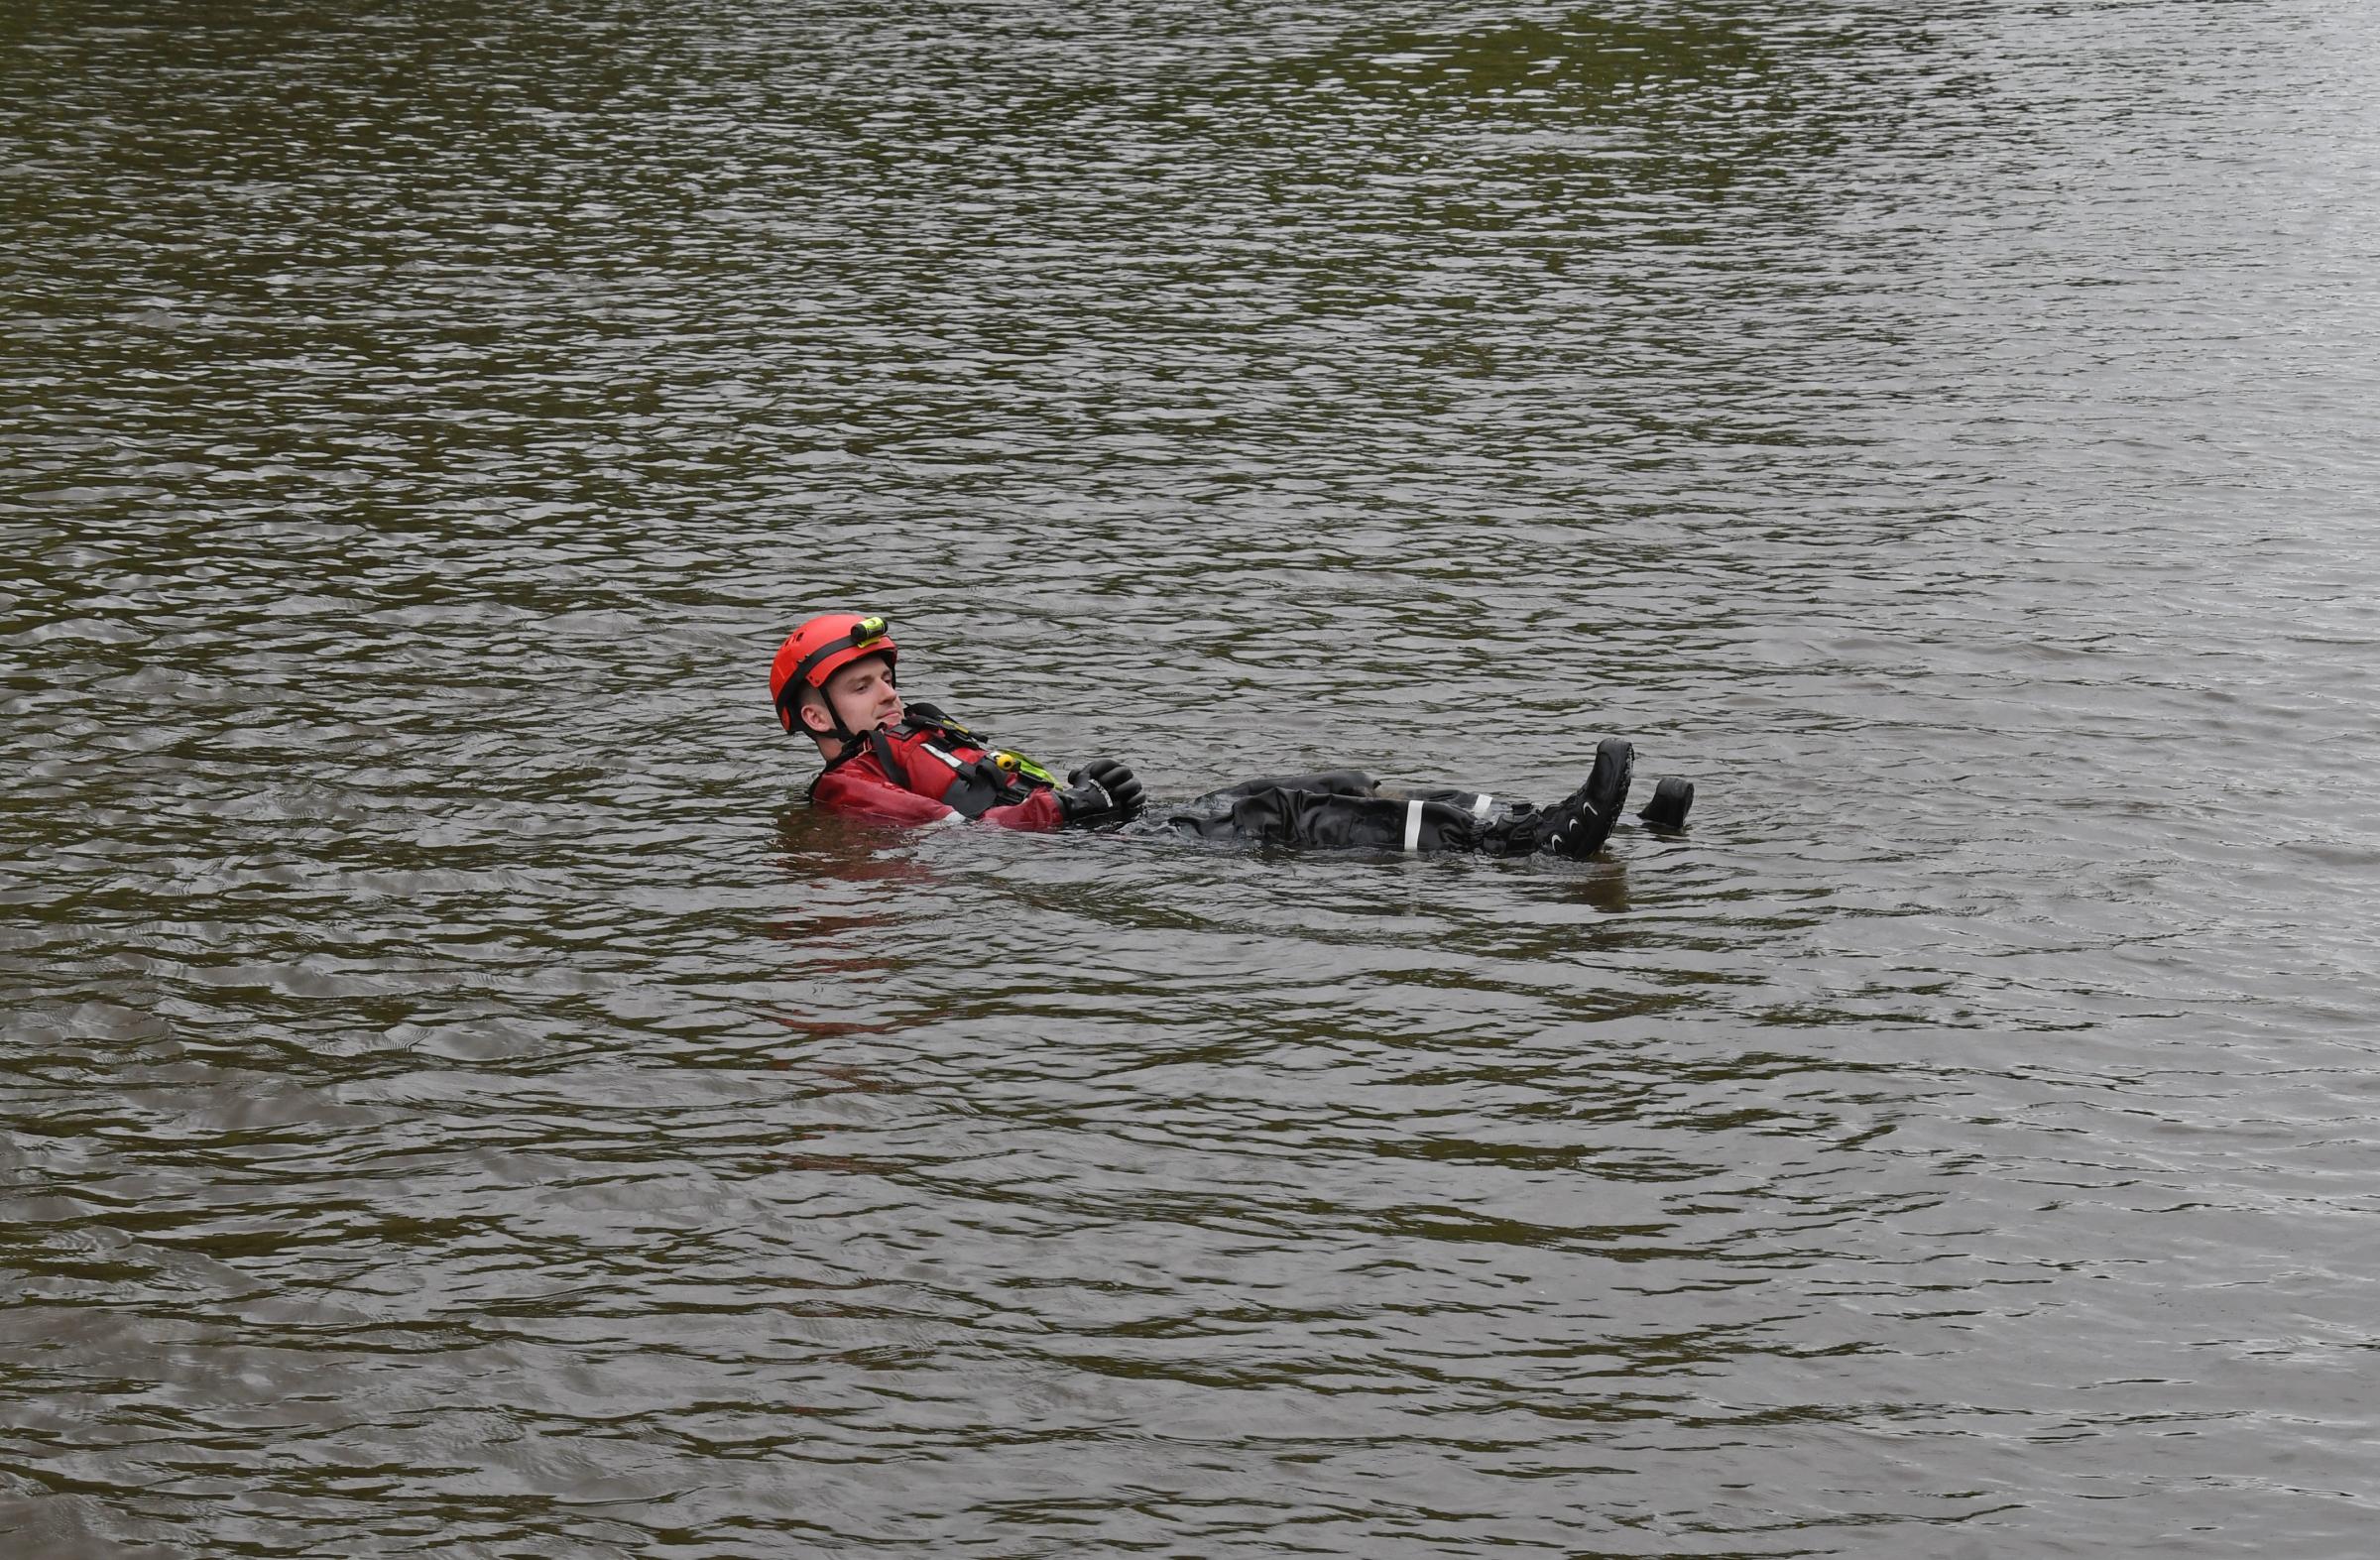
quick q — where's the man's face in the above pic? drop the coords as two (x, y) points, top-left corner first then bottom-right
(808, 653), (901, 739)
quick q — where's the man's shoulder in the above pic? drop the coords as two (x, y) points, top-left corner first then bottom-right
(813, 750), (892, 793)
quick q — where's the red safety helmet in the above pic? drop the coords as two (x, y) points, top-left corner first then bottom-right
(771, 613), (897, 733)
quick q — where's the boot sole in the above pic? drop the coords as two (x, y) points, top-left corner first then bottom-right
(1638, 777), (1694, 833)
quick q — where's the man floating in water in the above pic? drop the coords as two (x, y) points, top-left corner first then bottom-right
(769, 613), (1692, 858)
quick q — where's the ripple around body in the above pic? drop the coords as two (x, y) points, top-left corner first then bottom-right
(4, 2), (2378, 1556)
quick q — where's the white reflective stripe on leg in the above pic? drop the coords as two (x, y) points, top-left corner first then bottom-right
(1403, 798), (1424, 852)
(1472, 792), (1494, 821)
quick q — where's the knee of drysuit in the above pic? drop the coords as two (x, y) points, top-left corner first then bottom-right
(1305, 770), (1377, 796)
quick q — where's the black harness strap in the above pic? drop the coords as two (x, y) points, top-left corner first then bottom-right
(935, 764), (1010, 820)
(866, 727), (912, 791)
(899, 701), (975, 744)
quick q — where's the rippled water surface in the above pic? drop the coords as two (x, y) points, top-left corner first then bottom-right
(6, 1), (2378, 1554)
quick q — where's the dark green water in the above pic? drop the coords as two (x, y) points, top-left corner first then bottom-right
(5, 2), (2376, 1555)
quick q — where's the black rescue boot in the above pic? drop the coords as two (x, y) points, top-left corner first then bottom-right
(1637, 777), (1694, 833)
(1540, 738), (1633, 859)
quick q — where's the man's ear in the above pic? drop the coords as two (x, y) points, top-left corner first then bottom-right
(798, 700), (832, 736)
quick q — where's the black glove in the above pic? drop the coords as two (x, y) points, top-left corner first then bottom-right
(1058, 758), (1145, 827)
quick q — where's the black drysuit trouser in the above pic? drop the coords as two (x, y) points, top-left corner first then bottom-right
(1150, 770), (1548, 856)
